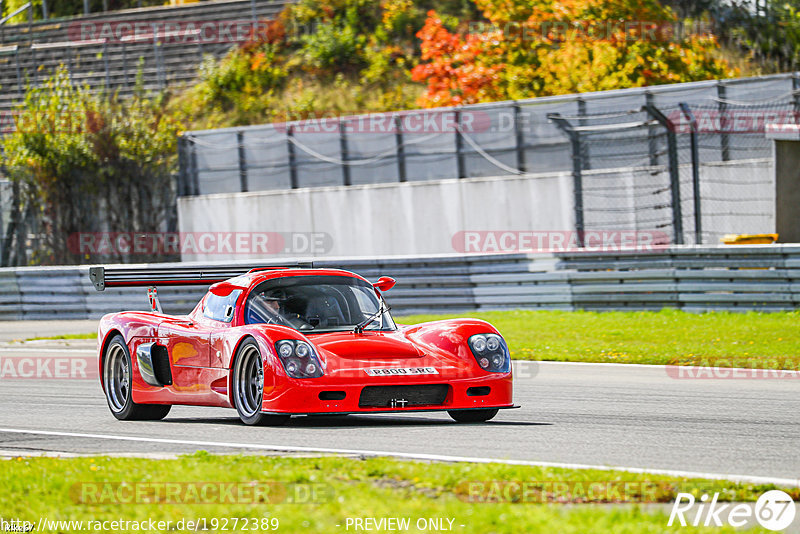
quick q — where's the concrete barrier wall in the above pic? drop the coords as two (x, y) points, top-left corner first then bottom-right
(1, 245), (799, 320)
(177, 171), (575, 260)
(177, 161), (775, 259)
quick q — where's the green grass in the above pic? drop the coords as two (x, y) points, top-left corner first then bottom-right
(396, 309), (800, 368)
(0, 454), (788, 533)
(29, 309), (800, 368)
(25, 333), (96, 341)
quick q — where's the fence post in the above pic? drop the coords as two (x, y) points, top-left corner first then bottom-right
(189, 138), (200, 196)
(645, 92), (659, 166)
(9, 180), (24, 266)
(455, 110), (466, 178)
(237, 131), (249, 192)
(513, 103), (526, 173)
(394, 116), (407, 182)
(0, 151), (13, 267)
(577, 98), (590, 170)
(679, 103), (702, 244)
(41, 0), (47, 19)
(83, 0), (89, 15)
(793, 72), (800, 116)
(339, 120), (351, 186)
(548, 113), (584, 247)
(0, 182), (16, 267)
(4, 180), (21, 266)
(644, 104), (684, 245)
(287, 125), (298, 189)
(717, 81), (730, 161)
(176, 137), (188, 197)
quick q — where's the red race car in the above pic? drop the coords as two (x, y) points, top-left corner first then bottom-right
(90, 264), (515, 425)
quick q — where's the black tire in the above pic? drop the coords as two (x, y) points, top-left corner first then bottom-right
(448, 409), (499, 423)
(232, 339), (290, 426)
(103, 334), (171, 421)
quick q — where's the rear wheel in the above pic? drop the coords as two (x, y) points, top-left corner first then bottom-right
(232, 340), (290, 426)
(103, 335), (171, 421)
(448, 409), (498, 423)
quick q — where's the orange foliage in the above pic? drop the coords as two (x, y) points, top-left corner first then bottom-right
(412, 0), (736, 107)
(410, 11), (505, 106)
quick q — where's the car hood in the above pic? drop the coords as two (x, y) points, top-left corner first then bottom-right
(309, 331), (423, 360)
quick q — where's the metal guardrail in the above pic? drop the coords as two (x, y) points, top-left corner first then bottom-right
(0, 246), (798, 320)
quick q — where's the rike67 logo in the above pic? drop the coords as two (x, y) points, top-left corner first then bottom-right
(669, 490), (796, 531)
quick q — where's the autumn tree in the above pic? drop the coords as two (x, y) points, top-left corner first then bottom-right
(2, 68), (182, 264)
(412, 0), (736, 106)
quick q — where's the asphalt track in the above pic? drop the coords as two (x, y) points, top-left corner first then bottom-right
(1, 321), (799, 485)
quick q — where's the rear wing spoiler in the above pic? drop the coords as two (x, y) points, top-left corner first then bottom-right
(88, 262), (314, 291)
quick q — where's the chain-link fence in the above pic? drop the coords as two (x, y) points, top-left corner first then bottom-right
(181, 73), (796, 246)
(548, 106), (678, 245)
(671, 96), (786, 244)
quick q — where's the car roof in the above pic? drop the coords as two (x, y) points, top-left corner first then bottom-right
(238, 267), (368, 288)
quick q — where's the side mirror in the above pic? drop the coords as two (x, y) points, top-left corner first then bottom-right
(209, 282), (239, 297)
(373, 276), (396, 292)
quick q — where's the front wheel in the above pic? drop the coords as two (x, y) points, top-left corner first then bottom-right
(232, 339), (290, 426)
(448, 409), (498, 423)
(103, 334), (171, 421)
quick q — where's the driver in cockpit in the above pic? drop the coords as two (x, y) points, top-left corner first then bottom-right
(256, 289), (309, 329)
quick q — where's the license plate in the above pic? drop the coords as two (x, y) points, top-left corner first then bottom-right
(364, 367), (439, 376)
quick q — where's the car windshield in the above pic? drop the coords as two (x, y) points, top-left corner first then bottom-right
(243, 275), (396, 333)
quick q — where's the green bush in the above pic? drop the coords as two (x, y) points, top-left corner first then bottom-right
(2, 67), (183, 265)
(299, 19), (368, 73)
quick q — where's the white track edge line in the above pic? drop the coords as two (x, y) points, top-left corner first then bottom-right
(519, 360), (800, 374)
(0, 427), (797, 487)
(0, 348), (96, 354)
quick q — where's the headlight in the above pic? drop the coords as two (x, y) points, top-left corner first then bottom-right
(278, 341), (294, 358)
(295, 343), (310, 358)
(274, 340), (324, 378)
(468, 333), (510, 373)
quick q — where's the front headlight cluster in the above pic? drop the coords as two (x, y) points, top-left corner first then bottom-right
(275, 340), (324, 378)
(468, 333), (510, 373)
